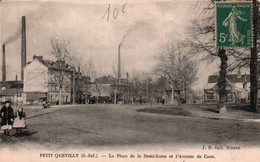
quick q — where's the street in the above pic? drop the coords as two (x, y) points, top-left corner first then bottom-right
(1, 104), (260, 150)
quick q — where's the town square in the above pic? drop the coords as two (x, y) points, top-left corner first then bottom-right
(0, 0), (260, 161)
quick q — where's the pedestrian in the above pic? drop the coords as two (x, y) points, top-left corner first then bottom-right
(0, 101), (14, 136)
(13, 106), (26, 137)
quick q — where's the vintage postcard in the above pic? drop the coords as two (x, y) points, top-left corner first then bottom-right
(0, 0), (260, 161)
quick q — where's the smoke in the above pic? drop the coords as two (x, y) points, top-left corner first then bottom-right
(3, 28), (21, 44)
(120, 20), (159, 45)
(2, 3), (46, 44)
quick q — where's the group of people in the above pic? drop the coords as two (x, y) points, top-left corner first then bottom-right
(0, 101), (26, 137)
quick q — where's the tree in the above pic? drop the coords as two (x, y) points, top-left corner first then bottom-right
(50, 36), (76, 63)
(188, 0), (259, 113)
(50, 36), (75, 105)
(154, 40), (198, 104)
(250, 0), (259, 112)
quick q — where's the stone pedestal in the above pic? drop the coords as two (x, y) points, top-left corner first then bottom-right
(218, 101), (226, 114)
(219, 106), (226, 114)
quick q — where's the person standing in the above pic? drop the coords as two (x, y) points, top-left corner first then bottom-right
(0, 101), (14, 136)
(13, 106), (26, 137)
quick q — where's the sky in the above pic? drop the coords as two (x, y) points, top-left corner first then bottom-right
(0, 0), (220, 89)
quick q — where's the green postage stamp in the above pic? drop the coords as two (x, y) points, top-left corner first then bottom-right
(216, 2), (252, 48)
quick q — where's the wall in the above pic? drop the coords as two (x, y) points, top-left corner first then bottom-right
(90, 84), (111, 97)
(24, 60), (48, 92)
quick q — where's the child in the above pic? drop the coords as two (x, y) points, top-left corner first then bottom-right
(13, 106), (26, 137)
(0, 101), (14, 136)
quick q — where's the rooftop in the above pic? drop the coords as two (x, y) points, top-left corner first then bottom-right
(27, 55), (76, 72)
(208, 74), (250, 83)
(0, 81), (23, 96)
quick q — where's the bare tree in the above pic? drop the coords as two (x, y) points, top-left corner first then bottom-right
(188, 0), (259, 113)
(154, 40), (198, 104)
(132, 72), (154, 106)
(81, 58), (97, 79)
(50, 37), (75, 105)
(50, 37), (76, 64)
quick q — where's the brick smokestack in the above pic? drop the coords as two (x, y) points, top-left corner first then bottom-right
(21, 16), (26, 81)
(118, 43), (122, 79)
(2, 44), (6, 85)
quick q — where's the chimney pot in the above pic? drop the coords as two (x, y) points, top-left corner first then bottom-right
(33, 55), (43, 61)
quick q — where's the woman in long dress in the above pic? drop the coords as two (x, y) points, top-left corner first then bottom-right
(222, 6), (247, 45)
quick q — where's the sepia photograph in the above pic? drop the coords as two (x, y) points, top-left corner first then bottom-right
(0, 0), (260, 161)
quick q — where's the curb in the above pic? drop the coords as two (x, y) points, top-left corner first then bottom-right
(23, 104), (88, 109)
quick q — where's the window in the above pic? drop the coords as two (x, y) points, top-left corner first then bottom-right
(227, 92), (233, 101)
(56, 86), (59, 91)
(206, 93), (214, 100)
(243, 82), (247, 89)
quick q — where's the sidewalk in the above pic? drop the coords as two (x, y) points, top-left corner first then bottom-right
(23, 104), (85, 109)
(23, 104), (87, 119)
(135, 103), (260, 122)
(177, 104), (260, 122)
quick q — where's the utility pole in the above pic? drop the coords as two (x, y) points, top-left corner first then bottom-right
(146, 81), (149, 101)
(127, 72), (129, 103)
(114, 83), (117, 104)
(250, 0), (258, 112)
(72, 69), (76, 105)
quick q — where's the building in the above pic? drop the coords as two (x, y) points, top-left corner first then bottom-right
(75, 71), (91, 104)
(89, 75), (116, 103)
(0, 81), (23, 104)
(204, 74), (250, 103)
(89, 75), (131, 103)
(23, 55), (74, 104)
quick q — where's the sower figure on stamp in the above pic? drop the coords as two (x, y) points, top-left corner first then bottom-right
(222, 6), (247, 45)
(0, 101), (14, 136)
(13, 106), (26, 137)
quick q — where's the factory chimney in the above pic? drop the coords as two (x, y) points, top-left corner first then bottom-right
(2, 44), (6, 86)
(21, 16), (26, 81)
(118, 43), (122, 79)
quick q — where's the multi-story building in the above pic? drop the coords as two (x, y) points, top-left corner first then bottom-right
(75, 70), (91, 104)
(24, 55), (74, 104)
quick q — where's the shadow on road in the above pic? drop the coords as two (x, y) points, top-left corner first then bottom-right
(0, 130), (38, 143)
(136, 107), (193, 117)
(204, 108), (219, 113)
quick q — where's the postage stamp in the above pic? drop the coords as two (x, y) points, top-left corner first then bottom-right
(215, 2), (253, 48)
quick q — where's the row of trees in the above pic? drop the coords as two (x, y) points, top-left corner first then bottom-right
(50, 34), (200, 105)
(154, 40), (198, 103)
